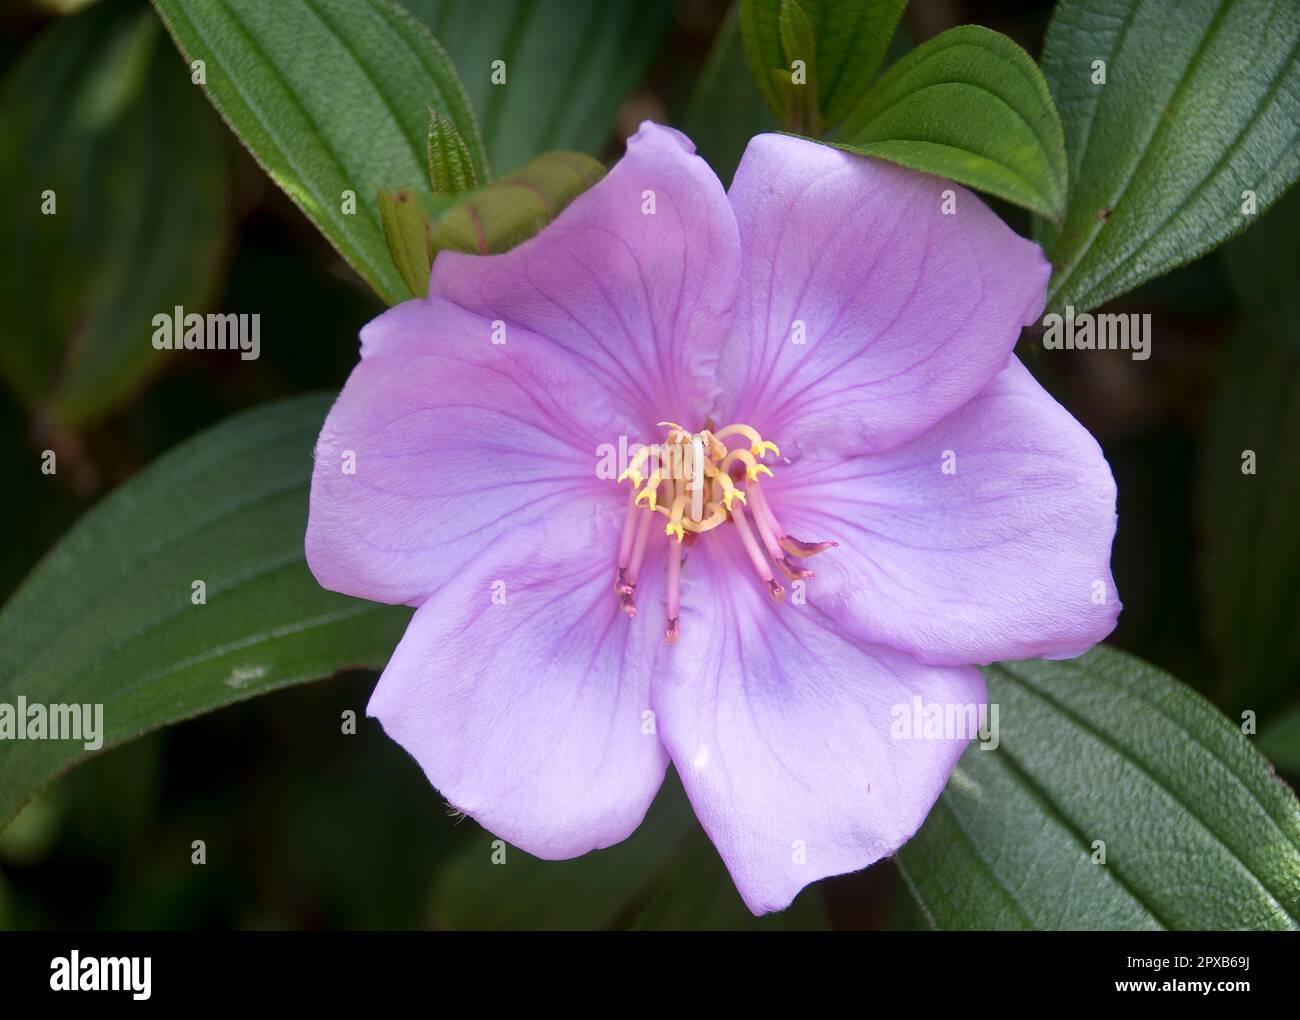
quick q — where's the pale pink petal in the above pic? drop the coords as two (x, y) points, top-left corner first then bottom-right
(654, 534), (984, 915)
(767, 357), (1120, 665)
(718, 133), (1050, 456)
(430, 122), (740, 431)
(368, 511), (670, 858)
(307, 297), (628, 606)
(357, 297), (439, 359)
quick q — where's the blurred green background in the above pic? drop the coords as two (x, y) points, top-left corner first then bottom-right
(1, 0), (1296, 929)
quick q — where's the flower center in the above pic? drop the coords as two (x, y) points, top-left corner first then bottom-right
(612, 421), (835, 644)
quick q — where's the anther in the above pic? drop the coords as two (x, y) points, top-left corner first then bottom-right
(721, 448), (773, 481)
(779, 535), (838, 558)
(618, 446), (652, 488)
(715, 472), (746, 511)
(614, 566), (635, 595)
(635, 468), (666, 511)
(777, 555), (815, 581)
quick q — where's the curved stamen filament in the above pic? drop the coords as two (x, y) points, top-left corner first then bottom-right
(714, 423), (781, 460)
(617, 488), (640, 565)
(721, 448), (773, 482)
(751, 480), (829, 578)
(665, 493), (690, 543)
(662, 501), (726, 534)
(626, 505), (654, 589)
(614, 489), (639, 595)
(655, 420), (693, 445)
(634, 468), (666, 511)
(732, 502), (784, 602)
(618, 446), (652, 489)
(714, 471), (746, 511)
(746, 482), (784, 560)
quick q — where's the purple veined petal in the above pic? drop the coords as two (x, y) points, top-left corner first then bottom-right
(307, 296), (630, 606)
(654, 533), (984, 915)
(430, 121), (740, 432)
(367, 510), (671, 860)
(767, 357), (1120, 666)
(717, 133), (1050, 457)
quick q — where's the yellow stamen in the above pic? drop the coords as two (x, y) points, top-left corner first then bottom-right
(657, 501), (726, 533)
(655, 421), (694, 446)
(691, 505), (728, 532)
(721, 448), (773, 482)
(715, 472), (747, 511)
(665, 493), (689, 543)
(618, 445), (653, 488)
(635, 468), (665, 511)
(715, 424), (780, 460)
(609, 419), (822, 633)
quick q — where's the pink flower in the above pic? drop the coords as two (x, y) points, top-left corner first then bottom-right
(306, 123), (1119, 915)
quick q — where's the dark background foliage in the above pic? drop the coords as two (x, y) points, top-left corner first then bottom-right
(0, 0), (1295, 929)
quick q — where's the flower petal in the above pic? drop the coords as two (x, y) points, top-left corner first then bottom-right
(430, 121), (740, 430)
(367, 511), (669, 859)
(655, 535), (984, 915)
(769, 357), (1120, 665)
(357, 297), (439, 359)
(718, 133), (1050, 456)
(307, 297), (627, 605)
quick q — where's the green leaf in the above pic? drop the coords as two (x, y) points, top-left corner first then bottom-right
(1037, 0), (1300, 314)
(1199, 330), (1300, 717)
(898, 647), (1300, 929)
(378, 189), (433, 299)
(1260, 706), (1300, 776)
(0, 395), (411, 831)
(1223, 185), (1300, 353)
(381, 149), (602, 301)
(0, 791), (65, 866)
(431, 150), (605, 255)
(775, 0), (821, 135)
(0, 0), (229, 427)
(740, 0), (907, 130)
(426, 112), (480, 196)
(1200, 186), (1300, 717)
(403, 0), (674, 175)
(835, 25), (1067, 220)
(429, 773), (697, 929)
(682, 2), (780, 186)
(628, 842), (827, 930)
(151, 0), (488, 305)
(429, 773), (828, 930)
